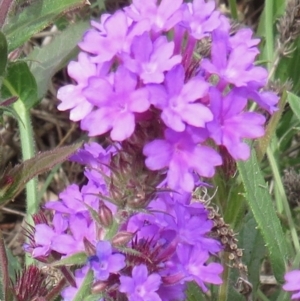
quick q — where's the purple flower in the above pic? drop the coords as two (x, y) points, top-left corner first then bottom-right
(82, 66), (150, 140)
(89, 241), (126, 281)
(45, 183), (100, 218)
(143, 127), (222, 192)
(122, 33), (181, 84)
(51, 213), (96, 255)
(283, 270), (300, 299)
(165, 203), (221, 253)
(181, 0), (221, 39)
(148, 65), (212, 131)
(120, 264), (162, 301)
(201, 29), (267, 88)
(57, 52), (103, 121)
(79, 11), (147, 63)
(32, 213), (68, 258)
(124, 0), (183, 32)
(176, 244), (223, 291)
(206, 88), (265, 160)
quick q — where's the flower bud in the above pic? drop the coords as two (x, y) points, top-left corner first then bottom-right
(83, 237), (96, 256)
(91, 280), (109, 294)
(99, 201), (113, 228)
(112, 231), (134, 247)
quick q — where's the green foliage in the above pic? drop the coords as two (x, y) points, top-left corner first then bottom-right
(237, 149), (289, 283)
(2, 0), (89, 51)
(0, 142), (82, 203)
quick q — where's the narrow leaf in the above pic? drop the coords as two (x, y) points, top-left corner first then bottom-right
(1, 61), (38, 109)
(73, 269), (93, 301)
(29, 21), (89, 100)
(0, 31), (7, 76)
(287, 91), (300, 122)
(237, 149), (289, 283)
(50, 252), (87, 267)
(0, 142), (82, 203)
(3, 0), (89, 51)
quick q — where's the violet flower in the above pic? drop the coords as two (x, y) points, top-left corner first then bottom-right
(119, 264), (162, 301)
(82, 66), (150, 140)
(148, 65), (212, 131)
(206, 88), (266, 160)
(122, 33), (181, 84)
(143, 127), (221, 192)
(89, 240), (126, 281)
(283, 270), (300, 299)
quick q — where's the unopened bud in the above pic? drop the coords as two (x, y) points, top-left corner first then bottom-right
(162, 272), (185, 285)
(91, 280), (109, 294)
(99, 202), (113, 228)
(112, 231), (134, 247)
(83, 237), (96, 256)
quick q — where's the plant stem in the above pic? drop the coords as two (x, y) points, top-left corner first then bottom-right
(228, 0), (238, 20)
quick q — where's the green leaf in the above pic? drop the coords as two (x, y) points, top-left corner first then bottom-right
(0, 142), (82, 203)
(287, 91), (300, 122)
(50, 252), (87, 267)
(28, 20), (89, 100)
(186, 282), (206, 301)
(237, 148), (289, 283)
(73, 269), (93, 301)
(238, 212), (266, 294)
(1, 61), (37, 109)
(0, 31), (7, 77)
(3, 0), (88, 51)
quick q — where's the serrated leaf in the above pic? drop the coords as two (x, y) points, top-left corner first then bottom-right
(287, 91), (300, 122)
(0, 142), (82, 203)
(73, 269), (93, 301)
(1, 61), (37, 109)
(0, 31), (7, 77)
(237, 149), (288, 283)
(51, 252), (87, 267)
(238, 211), (265, 294)
(186, 282), (206, 301)
(3, 0), (89, 51)
(29, 20), (89, 100)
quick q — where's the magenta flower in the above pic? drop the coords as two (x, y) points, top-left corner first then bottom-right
(201, 29), (267, 88)
(89, 241), (126, 281)
(32, 213), (68, 258)
(283, 270), (300, 299)
(57, 52), (100, 121)
(176, 244), (223, 292)
(79, 11), (147, 63)
(82, 66), (150, 140)
(143, 127), (222, 192)
(148, 65), (212, 131)
(181, 0), (221, 39)
(122, 33), (181, 84)
(124, 0), (183, 32)
(120, 264), (162, 301)
(206, 88), (265, 160)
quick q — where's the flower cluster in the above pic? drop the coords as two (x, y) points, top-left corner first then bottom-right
(25, 142), (223, 300)
(25, 0), (278, 300)
(57, 0), (278, 193)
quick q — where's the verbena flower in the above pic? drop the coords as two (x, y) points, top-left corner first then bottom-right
(119, 264), (162, 301)
(283, 270), (300, 299)
(89, 241), (126, 281)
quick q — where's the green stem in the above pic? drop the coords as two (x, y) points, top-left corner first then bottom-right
(264, 0), (274, 71)
(228, 0), (238, 20)
(218, 253), (230, 301)
(3, 78), (36, 265)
